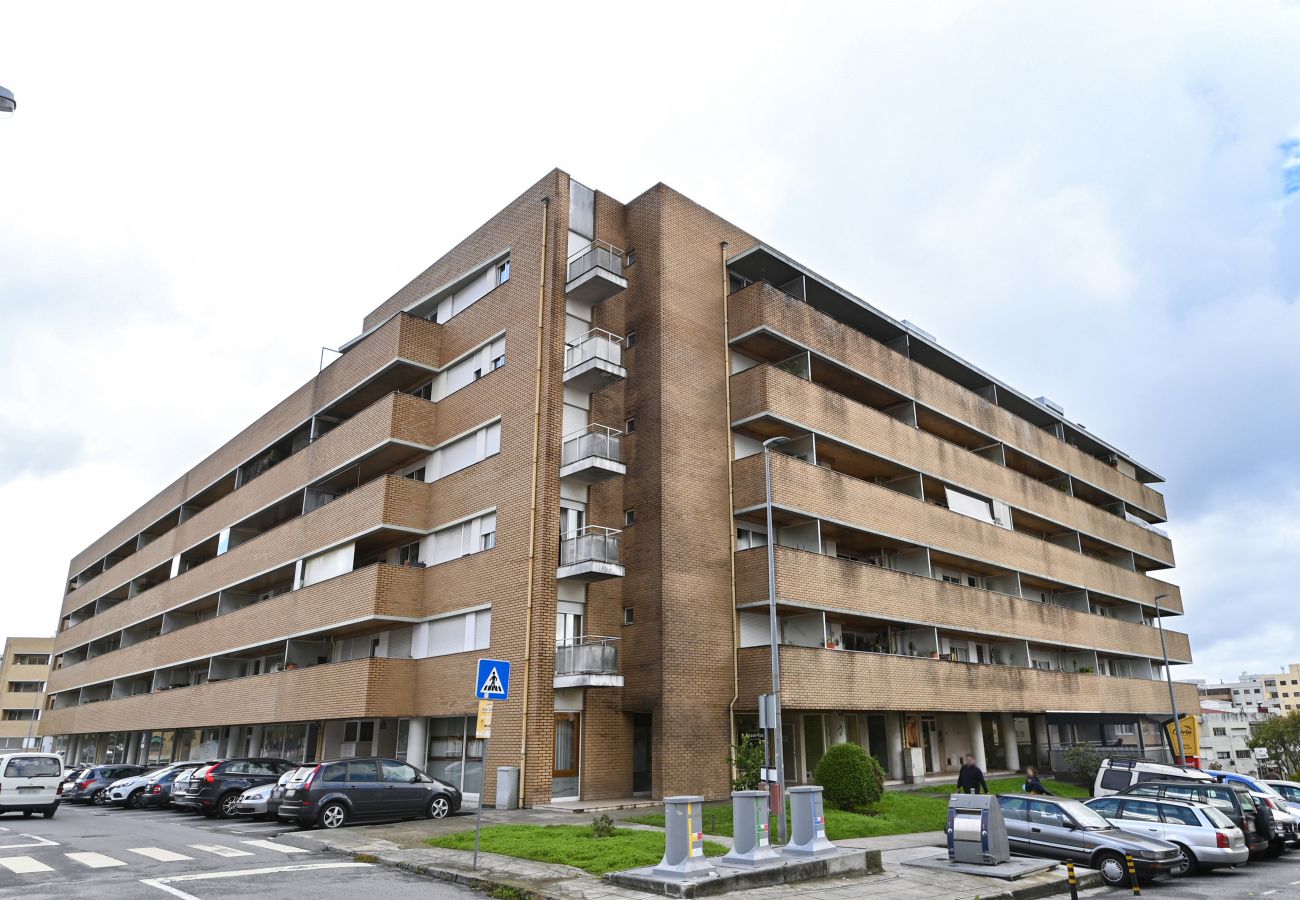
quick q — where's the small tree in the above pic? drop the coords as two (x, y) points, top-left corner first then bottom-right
(1063, 744), (1102, 786)
(729, 733), (765, 791)
(814, 743), (885, 811)
(1249, 712), (1300, 776)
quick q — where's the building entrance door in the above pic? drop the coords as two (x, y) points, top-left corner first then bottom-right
(632, 714), (652, 795)
(553, 714), (580, 799)
(922, 716), (939, 773)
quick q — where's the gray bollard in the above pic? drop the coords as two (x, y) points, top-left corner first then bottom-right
(721, 790), (781, 867)
(652, 795), (717, 878)
(783, 785), (837, 857)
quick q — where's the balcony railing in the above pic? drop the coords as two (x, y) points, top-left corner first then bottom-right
(565, 328), (623, 372)
(555, 636), (620, 676)
(567, 240), (625, 282)
(562, 424), (622, 467)
(559, 526), (621, 568)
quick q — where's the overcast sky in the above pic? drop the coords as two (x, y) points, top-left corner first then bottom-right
(2, 1), (1298, 683)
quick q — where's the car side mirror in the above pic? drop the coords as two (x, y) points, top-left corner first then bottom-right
(411, 776), (420, 783)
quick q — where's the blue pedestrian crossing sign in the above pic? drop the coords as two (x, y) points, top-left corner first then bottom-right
(475, 658), (511, 700)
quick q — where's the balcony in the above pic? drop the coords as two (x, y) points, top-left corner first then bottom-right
(565, 240), (627, 305)
(553, 636), (623, 688)
(560, 425), (626, 485)
(557, 526), (624, 582)
(564, 329), (626, 393)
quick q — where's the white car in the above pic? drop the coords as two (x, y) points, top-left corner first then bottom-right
(1255, 793), (1300, 849)
(107, 765), (173, 809)
(0, 753), (63, 819)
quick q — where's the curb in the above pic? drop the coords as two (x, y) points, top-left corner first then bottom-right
(977, 868), (1105, 900)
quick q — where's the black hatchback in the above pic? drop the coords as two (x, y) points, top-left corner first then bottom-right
(276, 757), (461, 829)
(191, 758), (298, 818)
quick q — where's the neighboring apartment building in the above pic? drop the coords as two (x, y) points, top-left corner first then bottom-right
(1199, 665), (1300, 716)
(1198, 700), (1269, 776)
(39, 170), (1197, 803)
(0, 637), (53, 751)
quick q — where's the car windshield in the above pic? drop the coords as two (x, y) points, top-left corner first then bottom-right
(1255, 782), (1288, 801)
(1060, 799), (1114, 830)
(1204, 806), (1236, 829)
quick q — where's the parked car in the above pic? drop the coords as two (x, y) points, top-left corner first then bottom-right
(61, 766), (87, 790)
(277, 757), (461, 830)
(0, 753), (64, 819)
(106, 765), (170, 808)
(1254, 794), (1299, 850)
(191, 757), (298, 818)
(1093, 757), (1216, 797)
(235, 770), (298, 820)
(1265, 780), (1300, 808)
(267, 766), (311, 820)
(1117, 779), (1277, 858)
(997, 793), (1182, 886)
(64, 764), (150, 805)
(1085, 794), (1250, 875)
(170, 762), (222, 811)
(1216, 772), (1300, 818)
(140, 765), (200, 809)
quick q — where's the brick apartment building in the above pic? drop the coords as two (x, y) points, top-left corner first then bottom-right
(1, 637), (53, 751)
(39, 169), (1197, 803)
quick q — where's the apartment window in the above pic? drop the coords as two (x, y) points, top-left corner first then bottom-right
(423, 609), (491, 658)
(1235, 749), (1252, 759)
(12, 655), (49, 666)
(736, 528), (767, 551)
(497, 260), (510, 285)
(442, 337), (507, 398)
(404, 466), (426, 482)
(1217, 751), (1232, 760)
(624, 509), (636, 526)
(625, 329), (637, 347)
(1213, 727), (1227, 736)
(626, 249), (636, 267)
(430, 512), (498, 565)
(623, 608), (634, 625)
(428, 421), (502, 481)
(2, 710), (39, 721)
(625, 417), (636, 434)
(492, 351), (505, 370)
(7, 681), (44, 693)
(411, 381), (433, 401)
(396, 542), (421, 566)
(428, 259), (508, 324)
(481, 527), (496, 551)
(942, 574), (961, 584)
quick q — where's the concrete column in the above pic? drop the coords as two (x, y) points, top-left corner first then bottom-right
(967, 712), (987, 772)
(124, 732), (138, 765)
(1030, 716), (1049, 769)
(1000, 713), (1020, 772)
(405, 717), (429, 770)
(885, 714), (904, 780)
(222, 727), (241, 757)
(248, 725), (265, 757)
(66, 734), (80, 766)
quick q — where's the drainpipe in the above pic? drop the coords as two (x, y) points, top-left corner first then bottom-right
(721, 241), (741, 775)
(518, 194), (550, 807)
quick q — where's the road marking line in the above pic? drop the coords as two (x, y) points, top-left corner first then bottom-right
(66, 851), (127, 868)
(0, 856), (54, 874)
(140, 862), (371, 899)
(240, 839), (308, 854)
(0, 834), (59, 849)
(128, 847), (194, 862)
(188, 843), (254, 858)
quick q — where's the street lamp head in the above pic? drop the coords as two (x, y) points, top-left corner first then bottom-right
(1154, 593), (1169, 602)
(0, 85), (14, 118)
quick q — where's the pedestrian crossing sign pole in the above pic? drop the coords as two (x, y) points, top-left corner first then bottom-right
(472, 658), (511, 869)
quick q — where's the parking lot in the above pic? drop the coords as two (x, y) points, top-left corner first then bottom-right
(0, 804), (472, 899)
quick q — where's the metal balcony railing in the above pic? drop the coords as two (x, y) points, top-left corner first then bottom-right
(555, 636), (620, 676)
(564, 329), (623, 372)
(559, 525), (621, 568)
(567, 240), (625, 283)
(562, 424), (622, 467)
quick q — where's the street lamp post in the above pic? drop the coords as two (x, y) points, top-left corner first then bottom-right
(1153, 593), (1186, 763)
(763, 435), (791, 843)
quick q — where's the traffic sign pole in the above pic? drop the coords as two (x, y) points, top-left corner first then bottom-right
(471, 663), (509, 869)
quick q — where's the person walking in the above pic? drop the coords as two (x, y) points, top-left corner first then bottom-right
(1022, 766), (1052, 795)
(956, 753), (989, 794)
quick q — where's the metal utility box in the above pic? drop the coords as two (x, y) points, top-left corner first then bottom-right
(652, 795), (716, 878)
(945, 794), (1010, 865)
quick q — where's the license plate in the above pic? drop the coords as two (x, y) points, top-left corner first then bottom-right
(286, 789), (296, 797)
(17, 787), (40, 794)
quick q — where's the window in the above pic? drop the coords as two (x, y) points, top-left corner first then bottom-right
(442, 337), (506, 398)
(998, 796), (1029, 821)
(3, 756), (60, 778)
(1235, 749), (1252, 759)
(1216, 751), (1232, 760)
(496, 260), (510, 285)
(625, 329), (637, 347)
(1213, 727), (1227, 736)
(1089, 798), (1121, 818)
(1162, 805), (1200, 827)
(343, 721), (375, 744)
(624, 509), (635, 526)
(2, 710), (39, 721)
(7, 681), (44, 693)
(429, 422), (502, 481)
(12, 655), (49, 666)
(397, 542), (421, 566)
(481, 528), (496, 551)
(1099, 770), (1134, 792)
(1028, 800), (1066, 828)
(410, 381), (433, 401)
(736, 528), (767, 551)
(346, 760), (380, 783)
(1119, 799), (1162, 822)
(623, 608), (634, 625)
(423, 609), (492, 658)
(626, 249), (636, 266)
(430, 512), (498, 565)
(404, 466), (426, 482)
(382, 760), (418, 784)
(625, 417), (636, 434)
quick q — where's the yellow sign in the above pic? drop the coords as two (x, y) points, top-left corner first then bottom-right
(1164, 715), (1200, 760)
(475, 699), (494, 739)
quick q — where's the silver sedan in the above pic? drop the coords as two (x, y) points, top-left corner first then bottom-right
(1085, 795), (1249, 875)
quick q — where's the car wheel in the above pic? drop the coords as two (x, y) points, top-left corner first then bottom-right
(1170, 843), (1197, 877)
(1095, 851), (1128, 887)
(43, 809), (56, 819)
(92, 789), (109, 806)
(22, 811), (33, 818)
(128, 789), (147, 810)
(426, 796), (451, 819)
(319, 802), (347, 830)
(218, 793), (241, 819)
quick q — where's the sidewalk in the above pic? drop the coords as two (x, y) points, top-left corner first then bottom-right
(298, 812), (1103, 900)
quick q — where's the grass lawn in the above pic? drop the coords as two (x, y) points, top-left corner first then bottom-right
(425, 824), (729, 876)
(624, 778), (1087, 840)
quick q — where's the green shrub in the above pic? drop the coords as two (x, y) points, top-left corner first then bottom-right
(729, 733), (765, 791)
(814, 743), (885, 811)
(590, 814), (616, 838)
(1063, 744), (1102, 785)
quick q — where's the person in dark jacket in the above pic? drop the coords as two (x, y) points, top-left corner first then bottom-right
(1023, 766), (1052, 795)
(956, 754), (988, 794)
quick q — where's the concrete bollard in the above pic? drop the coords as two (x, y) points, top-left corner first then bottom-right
(652, 795), (717, 878)
(721, 790), (781, 867)
(783, 785), (837, 857)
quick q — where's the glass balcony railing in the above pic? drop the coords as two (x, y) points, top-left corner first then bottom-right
(567, 240), (625, 283)
(562, 424), (622, 468)
(555, 636), (620, 677)
(559, 525), (621, 568)
(564, 328), (624, 373)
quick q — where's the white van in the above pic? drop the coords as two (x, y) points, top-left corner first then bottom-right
(1092, 756), (1215, 797)
(0, 752), (63, 818)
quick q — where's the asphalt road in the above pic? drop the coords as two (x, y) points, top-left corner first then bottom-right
(0, 801), (473, 899)
(1080, 849), (1300, 899)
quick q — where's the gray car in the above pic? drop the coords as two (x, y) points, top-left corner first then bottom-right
(1085, 795), (1250, 875)
(997, 794), (1182, 887)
